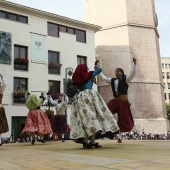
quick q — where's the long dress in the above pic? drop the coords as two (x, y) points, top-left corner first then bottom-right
(0, 77), (9, 134)
(0, 105), (9, 134)
(70, 68), (119, 139)
(22, 109), (52, 135)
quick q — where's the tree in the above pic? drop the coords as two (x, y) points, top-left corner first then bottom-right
(166, 104), (170, 121)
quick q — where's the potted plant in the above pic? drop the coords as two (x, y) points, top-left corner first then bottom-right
(48, 62), (62, 68)
(14, 58), (29, 64)
(13, 89), (26, 103)
(14, 89), (26, 97)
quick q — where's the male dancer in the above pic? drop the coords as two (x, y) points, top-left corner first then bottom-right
(99, 58), (137, 143)
(48, 93), (69, 142)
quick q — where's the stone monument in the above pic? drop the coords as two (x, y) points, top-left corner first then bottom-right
(84, 0), (169, 133)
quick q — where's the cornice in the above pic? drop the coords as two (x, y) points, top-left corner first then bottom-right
(100, 22), (160, 38)
(0, 0), (101, 32)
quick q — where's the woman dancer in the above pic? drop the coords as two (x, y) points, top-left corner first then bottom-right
(70, 60), (119, 149)
(22, 94), (52, 145)
(0, 74), (9, 146)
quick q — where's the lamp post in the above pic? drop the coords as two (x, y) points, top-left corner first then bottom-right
(65, 67), (73, 94)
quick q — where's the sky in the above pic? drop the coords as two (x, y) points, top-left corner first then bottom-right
(6, 0), (170, 57)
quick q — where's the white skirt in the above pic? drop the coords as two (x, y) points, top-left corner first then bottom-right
(70, 89), (119, 139)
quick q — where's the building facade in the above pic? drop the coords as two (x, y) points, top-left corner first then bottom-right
(84, 0), (169, 134)
(0, 0), (101, 139)
(161, 57), (170, 104)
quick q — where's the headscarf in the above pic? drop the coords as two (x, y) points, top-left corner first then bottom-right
(72, 64), (93, 86)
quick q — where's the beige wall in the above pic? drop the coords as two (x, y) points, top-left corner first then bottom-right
(161, 57), (170, 104)
(0, 6), (97, 138)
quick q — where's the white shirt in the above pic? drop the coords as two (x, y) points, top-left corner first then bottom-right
(0, 77), (7, 94)
(49, 95), (69, 111)
(99, 65), (136, 93)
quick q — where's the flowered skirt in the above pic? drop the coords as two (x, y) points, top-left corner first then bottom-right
(107, 99), (134, 132)
(0, 107), (9, 134)
(70, 89), (119, 139)
(22, 109), (52, 135)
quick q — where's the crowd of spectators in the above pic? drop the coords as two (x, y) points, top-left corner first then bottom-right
(113, 129), (170, 140)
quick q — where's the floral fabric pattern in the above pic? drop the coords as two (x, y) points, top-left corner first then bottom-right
(70, 89), (119, 139)
(22, 109), (52, 135)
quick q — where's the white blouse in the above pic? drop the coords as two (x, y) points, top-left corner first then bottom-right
(49, 95), (69, 111)
(99, 65), (136, 94)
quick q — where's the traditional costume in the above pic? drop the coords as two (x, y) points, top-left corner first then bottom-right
(48, 94), (69, 142)
(22, 94), (52, 145)
(0, 76), (9, 146)
(99, 64), (136, 143)
(70, 63), (119, 149)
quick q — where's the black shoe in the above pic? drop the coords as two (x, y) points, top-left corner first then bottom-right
(62, 138), (65, 142)
(40, 139), (45, 143)
(31, 139), (35, 145)
(75, 138), (83, 144)
(90, 142), (102, 148)
(83, 142), (93, 149)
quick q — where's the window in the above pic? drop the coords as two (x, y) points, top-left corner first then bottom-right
(165, 64), (168, 69)
(14, 45), (28, 71)
(48, 51), (61, 74)
(48, 80), (60, 96)
(9, 13), (18, 21)
(67, 27), (74, 34)
(19, 15), (28, 23)
(163, 72), (165, 79)
(0, 10), (28, 23)
(75, 29), (86, 43)
(47, 22), (86, 42)
(13, 77), (28, 103)
(165, 93), (167, 100)
(169, 94), (170, 100)
(77, 55), (87, 65)
(167, 72), (170, 79)
(48, 22), (59, 37)
(168, 83), (170, 89)
(60, 25), (67, 33)
(0, 11), (7, 18)
(162, 63), (164, 69)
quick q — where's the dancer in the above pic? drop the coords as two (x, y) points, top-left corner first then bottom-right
(48, 93), (69, 142)
(70, 60), (119, 149)
(22, 93), (52, 145)
(99, 58), (137, 143)
(0, 74), (9, 146)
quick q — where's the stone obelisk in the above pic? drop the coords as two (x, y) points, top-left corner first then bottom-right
(84, 0), (169, 133)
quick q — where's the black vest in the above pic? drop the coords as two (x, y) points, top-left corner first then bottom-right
(111, 76), (128, 97)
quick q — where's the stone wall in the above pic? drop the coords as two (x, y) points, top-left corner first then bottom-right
(85, 0), (169, 133)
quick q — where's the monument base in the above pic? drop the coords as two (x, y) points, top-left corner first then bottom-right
(133, 118), (169, 134)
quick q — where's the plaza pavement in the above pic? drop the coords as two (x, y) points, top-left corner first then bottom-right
(0, 140), (170, 170)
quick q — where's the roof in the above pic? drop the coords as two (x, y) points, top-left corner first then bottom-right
(0, 0), (101, 32)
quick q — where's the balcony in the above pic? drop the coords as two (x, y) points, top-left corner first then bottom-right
(14, 58), (29, 71)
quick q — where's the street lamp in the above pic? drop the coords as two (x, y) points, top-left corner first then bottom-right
(65, 67), (73, 94)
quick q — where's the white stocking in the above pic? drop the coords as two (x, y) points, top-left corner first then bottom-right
(90, 134), (95, 144)
(118, 132), (122, 139)
(61, 134), (64, 139)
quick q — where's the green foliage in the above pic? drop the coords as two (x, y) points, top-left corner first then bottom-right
(166, 104), (170, 121)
